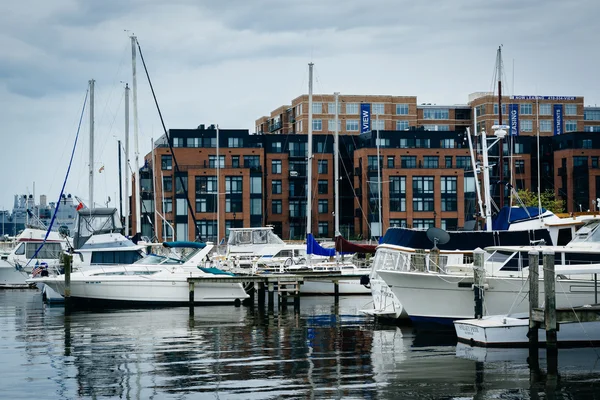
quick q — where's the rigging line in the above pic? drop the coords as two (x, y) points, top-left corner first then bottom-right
(135, 38), (200, 239)
(24, 87), (89, 270)
(96, 90), (125, 168)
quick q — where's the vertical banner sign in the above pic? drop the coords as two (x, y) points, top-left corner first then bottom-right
(360, 103), (371, 134)
(553, 104), (563, 135)
(509, 104), (519, 136)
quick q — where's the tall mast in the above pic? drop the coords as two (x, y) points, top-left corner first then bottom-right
(151, 138), (158, 240)
(496, 46), (504, 208)
(118, 140), (123, 222)
(376, 113), (383, 236)
(334, 92), (340, 237)
(89, 79), (95, 208)
(306, 63), (314, 265)
(131, 35), (141, 234)
(124, 83), (130, 235)
(216, 124), (220, 248)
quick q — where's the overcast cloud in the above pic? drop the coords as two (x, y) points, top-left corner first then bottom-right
(1, 0), (598, 210)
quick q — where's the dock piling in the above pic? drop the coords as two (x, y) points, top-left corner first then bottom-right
(543, 250), (558, 376)
(528, 250), (540, 369)
(473, 248), (485, 319)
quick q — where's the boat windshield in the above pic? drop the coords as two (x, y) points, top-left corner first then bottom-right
(134, 254), (183, 265)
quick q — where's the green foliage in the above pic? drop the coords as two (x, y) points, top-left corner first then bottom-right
(516, 189), (565, 214)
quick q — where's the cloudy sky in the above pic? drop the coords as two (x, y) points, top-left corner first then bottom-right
(1, 0), (598, 212)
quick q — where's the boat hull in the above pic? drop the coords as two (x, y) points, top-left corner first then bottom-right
(377, 270), (600, 327)
(0, 261), (31, 288)
(300, 278), (370, 295)
(454, 315), (600, 347)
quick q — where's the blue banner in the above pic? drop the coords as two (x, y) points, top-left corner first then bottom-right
(553, 104), (563, 135)
(509, 104), (519, 136)
(360, 103), (371, 134)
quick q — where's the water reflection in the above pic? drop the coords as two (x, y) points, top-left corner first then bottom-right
(2, 290), (600, 399)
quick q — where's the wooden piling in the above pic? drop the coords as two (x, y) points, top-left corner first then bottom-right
(473, 248), (485, 319)
(528, 250), (540, 368)
(543, 249), (558, 377)
(334, 280), (339, 304)
(257, 282), (265, 307)
(63, 253), (72, 311)
(430, 247), (440, 272)
(267, 282), (275, 310)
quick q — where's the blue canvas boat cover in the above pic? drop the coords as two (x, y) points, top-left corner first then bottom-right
(163, 241), (206, 249)
(491, 206), (547, 231)
(306, 233), (336, 257)
(380, 227), (552, 251)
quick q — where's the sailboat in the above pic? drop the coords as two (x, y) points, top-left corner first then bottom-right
(292, 65), (371, 295)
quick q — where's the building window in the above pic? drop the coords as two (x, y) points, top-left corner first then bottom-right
(387, 156), (395, 168)
(565, 104), (577, 116)
(163, 198), (173, 213)
(244, 155), (260, 169)
(289, 142), (307, 157)
(401, 156), (417, 168)
(318, 222), (328, 237)
(225, 176), (243, 194)
(163, 175), (172, 192)
(396, 120), (409, 130)
(328, 102), (341, 114)
(368, 156), (382, 170)
(514, 143), (524, 154)
(272, 199), (282, 214)
(540, 120), (552, 132)
(231, 155), (240, 168)
(195, 196), (216, 213)
(422, 108), (449, 120)
(583, 139), (592, 149)
(318, 160), (328, 174)
(445, 156), (453, 168)
(313, 119), (322, 131)
(413, 176), (435, 211)
(196, 221), (217, 242)
(396, 104), (409, 115)
(176, 198), (187, 216)
(390, 219), (406, 227)
(584, 110), (600, 121)
(328, 119), (341, 132)
(456, 156), (471, 170)
(376, 137), (389, 147)
(186, 137), (200, 147)
(208, 155), (225, 168)
(592, 157), (599, 168)
(250, 198), (262, 215)
(228, 137), (243, 148)
(441, 139), (455, 149)
(289, 200), (306, 218)
(312, 102), (322, 114)
(585, 126), (600, 132)
(389, 176), (406, 212)
(441, 219), (458, 231)
(412, 219), (434, 230)
(161, 155), (172, 170)
(416, 138), (430, 148)
(423, 156), (438, 169)
(539, 103), (551, 115)
(521, 120), (533, 132)
(272, 142), (282, 153)
(250, 176), (262, 194)
(441, 176), (457, 212)
(565, 120), (578, 132)
(172, 137), (184, 147)
(372, 119), (385, 131)
(175, 175), (188, 195)
(225, 198), (243, 213)
(272, 180), (282, 194)
(515, 160), (525, 174)
(196, 176), (216, 194)
(520, 103), (533, 115)
(318, 199), (328, 214)
(176, 223), (188, 241)
(318, 180), (328, 194)
(574, 156), (588, 167)
(346, 120), (359, 131)
(346, 103), (359, 114)
(423, 125), (449, 131)
(493, 104), (507, 115)
(373, 103), (385, 115)
(271, 160), (282, 174)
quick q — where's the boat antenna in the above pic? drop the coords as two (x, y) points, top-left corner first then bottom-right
(134, 38), (201, 240)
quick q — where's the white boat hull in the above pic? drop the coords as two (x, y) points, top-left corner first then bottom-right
(300, 278), (370, 295)
(361, 272), (406, 319)
(454, 315), (600, 347)
(0, 261), (31, 288)
(34, 268), (249, 305)
(377, 270), (600, 326)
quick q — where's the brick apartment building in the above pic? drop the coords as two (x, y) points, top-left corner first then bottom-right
(130, 93), (600, 241)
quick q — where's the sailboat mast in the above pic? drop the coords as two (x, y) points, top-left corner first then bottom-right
(216, 124), (220, 248)
(307, 63), (314, 265)
(496, 46), (505, 208)
(334, 92), (340, 237)
(124, 83), (130, 235)
(118, 140), (123, 222)
(131, 35), (141, 234)
(89, 79), (95, 208)
(376, 114), (383, 236)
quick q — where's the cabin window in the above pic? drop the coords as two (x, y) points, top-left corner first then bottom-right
(91, 250), (143, 265)
(14, 243), (25, 256)
(26, 243), (62, 259)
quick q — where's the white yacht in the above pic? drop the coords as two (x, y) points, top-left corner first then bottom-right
(28, 241), (249, 306)
(377, 217), (600, 327)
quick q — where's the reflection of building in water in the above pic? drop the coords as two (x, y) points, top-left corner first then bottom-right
(0, 194), (78, 236)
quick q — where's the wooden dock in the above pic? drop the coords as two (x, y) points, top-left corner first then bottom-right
(187, 273), (367, 310)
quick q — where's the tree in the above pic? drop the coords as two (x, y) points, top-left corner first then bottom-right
(515, 189), (565, 214)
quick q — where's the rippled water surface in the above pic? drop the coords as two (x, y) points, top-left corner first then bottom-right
(1, 289), (600, 399)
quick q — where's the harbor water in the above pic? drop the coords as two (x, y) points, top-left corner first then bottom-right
(1, 290), (600, 399)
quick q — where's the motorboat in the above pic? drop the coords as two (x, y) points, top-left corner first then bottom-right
(27, 241), (249, 306)
(377, 218), (600, 327)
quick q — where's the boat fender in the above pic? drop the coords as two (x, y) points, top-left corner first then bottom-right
(360, 275), (370, 288)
